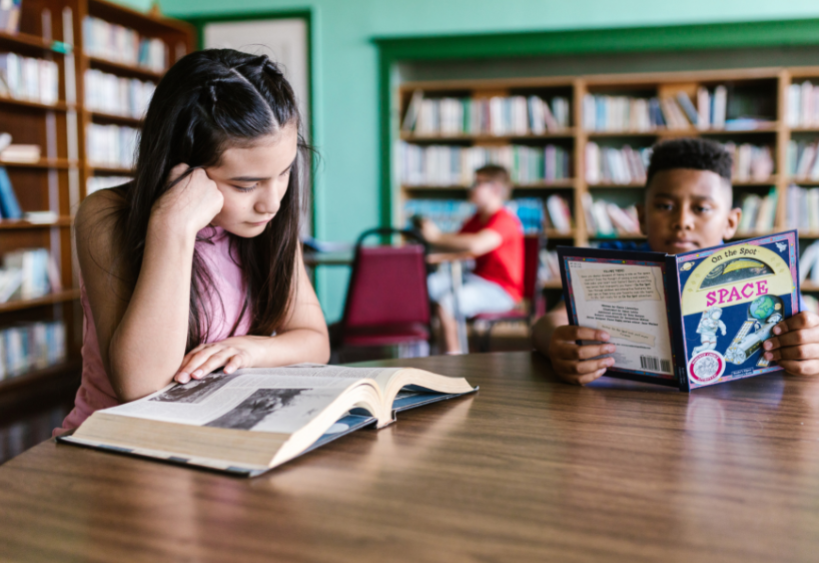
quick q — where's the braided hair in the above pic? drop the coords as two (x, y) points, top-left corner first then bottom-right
(117, 49), (307, 350)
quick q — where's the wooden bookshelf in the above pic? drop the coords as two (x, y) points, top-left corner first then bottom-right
(395, 66), (819, 291)
(0, 0), (193, 422)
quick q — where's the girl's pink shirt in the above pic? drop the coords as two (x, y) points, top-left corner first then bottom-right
(55, 226), (251, 435)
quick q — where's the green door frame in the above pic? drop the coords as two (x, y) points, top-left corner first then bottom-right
(374, 17), (819, 229)
(185, 9), (316, 235)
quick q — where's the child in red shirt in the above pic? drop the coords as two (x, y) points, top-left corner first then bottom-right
(420, 165), (524, 353)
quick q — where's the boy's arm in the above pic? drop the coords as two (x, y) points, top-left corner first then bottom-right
(419, 218), (501, 256)
(532, 301), (617, 385)
(763, 311), (819, 375)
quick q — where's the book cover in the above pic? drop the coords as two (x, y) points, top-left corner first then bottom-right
(673, 231), (799, 389)
(558, 231), (799, 391)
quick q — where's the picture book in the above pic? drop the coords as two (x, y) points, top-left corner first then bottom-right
(558, 231), (800, 391)
(58, 364), (477, 477)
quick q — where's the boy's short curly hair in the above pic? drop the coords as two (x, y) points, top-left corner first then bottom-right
(647, 138), (733, 185)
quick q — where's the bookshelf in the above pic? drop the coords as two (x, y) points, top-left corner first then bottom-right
(396, 67), (819, 297)
(0, 0), (192, 428)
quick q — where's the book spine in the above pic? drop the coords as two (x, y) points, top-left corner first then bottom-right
(666, 255), (690, 392)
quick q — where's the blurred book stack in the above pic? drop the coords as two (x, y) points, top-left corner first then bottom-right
(85, 69), (155, 118)
(402, 91), (571, 136)
(543, 194), (573, 233)
(0, 320), (66, 379)
(83, 16), (167, 72)
(585, 143), (650, 185)
(581, 193), (641, 237)
(0, 248), (60, 303)
(736, 189), (777, 233)
(786, 81), (819, 127)
(786, 140), (819, 180)
(0, 53), (58, 105)
(506, 198), (544, 234)
(786, 184), (819, 231)
(399, 143), (571, 186)
(87, 124), (138, 169)
(0, 0), (22, 33)
(723, 142), (774, 182)
(539, 249), (560, 284)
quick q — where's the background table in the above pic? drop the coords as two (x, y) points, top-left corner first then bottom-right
(2, 352), (819, 562)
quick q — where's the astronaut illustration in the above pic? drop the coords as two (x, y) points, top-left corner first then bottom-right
(692, 306), (727, 355)
(724, 295), (784, 365)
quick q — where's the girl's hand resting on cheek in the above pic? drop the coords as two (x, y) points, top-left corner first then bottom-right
(548, 326), (617, 385)
(150, 163), (224, 237)
(174, 336), (269, 384)
(762, 311), (819, 376)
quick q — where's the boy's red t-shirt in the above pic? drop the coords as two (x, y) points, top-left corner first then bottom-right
(459, 208), (524, 301)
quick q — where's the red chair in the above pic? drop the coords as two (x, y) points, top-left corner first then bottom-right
(335, 228), (432, 353)
(471, 235), (545, 352)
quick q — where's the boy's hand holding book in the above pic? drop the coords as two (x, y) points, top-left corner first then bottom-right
(763, 311), (819, 376)
(548, 325), (617, 385)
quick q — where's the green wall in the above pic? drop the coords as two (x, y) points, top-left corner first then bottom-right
(117, 0), (819, 321)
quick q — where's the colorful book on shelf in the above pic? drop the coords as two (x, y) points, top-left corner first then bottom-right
(0, 166), (21, 219)
(0, 0), (22, 33)
(559, 231), (800, 391)
(59, 364), (477, 476)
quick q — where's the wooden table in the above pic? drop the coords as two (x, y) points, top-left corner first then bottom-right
(3, 351), (819, 562)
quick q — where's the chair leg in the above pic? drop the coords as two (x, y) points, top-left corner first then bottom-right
(478, 321), (497, 353)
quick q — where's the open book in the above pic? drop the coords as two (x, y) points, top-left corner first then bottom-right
(58, 364), (476, 476)
(558, 231), (800, 391)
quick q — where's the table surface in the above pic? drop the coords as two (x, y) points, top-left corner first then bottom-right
(2, 352), (819, 562)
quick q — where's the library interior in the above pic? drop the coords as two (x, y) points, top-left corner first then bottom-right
(3, 1), (819, 561)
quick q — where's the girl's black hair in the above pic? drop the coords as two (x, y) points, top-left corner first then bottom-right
(117, 48), (306, 351)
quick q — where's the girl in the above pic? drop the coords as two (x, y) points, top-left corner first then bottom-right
(56, 49), (330, 434)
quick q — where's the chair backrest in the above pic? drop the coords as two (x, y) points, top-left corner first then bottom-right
(342, 228), (430, 329)
(523, 236), (546, 318)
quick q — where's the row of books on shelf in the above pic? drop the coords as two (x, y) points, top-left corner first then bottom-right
(0, 320), (66, 380)
(0, 0), (21, 34)
(580, 193), (640, 237)
(787, 81), (819, 128)
(737, 189), (777, 233)
(0, 247), (61, 303)
(785, 184), (819, 231)
(399, 143), (571, 186)
(0, 53), (59, 105)
(585, 143), (649, 186)
(84, 69), (155, 118)
(87, 123), (138, 169)
(724, 142), (774, 182)
(584, 142), (774, 185)
(87, 175), (131, 195)
(402, 198), (546, 234)
(83, 16), (167, 72)
(581, 86), (749, 132)
(401, 91), (571, 136)
(786, 140), (819, 181)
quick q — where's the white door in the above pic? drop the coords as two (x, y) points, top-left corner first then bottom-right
(204, 19), (311, 231)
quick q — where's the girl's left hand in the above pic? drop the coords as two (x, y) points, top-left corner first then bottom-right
(174, 336), (266, 383)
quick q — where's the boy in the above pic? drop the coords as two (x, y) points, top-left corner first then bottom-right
(532, 138), (819, 384)
(419, 164), (523, 354)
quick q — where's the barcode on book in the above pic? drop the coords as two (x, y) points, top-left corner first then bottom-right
(640, 356), (672, 373)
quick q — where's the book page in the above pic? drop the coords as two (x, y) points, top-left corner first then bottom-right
(567, 259), (674, 377)
(102, 364), (401, 434)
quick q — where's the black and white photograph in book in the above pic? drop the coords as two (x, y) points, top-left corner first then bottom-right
(204, 389), (308, 430)
(149, 372), (242, 404)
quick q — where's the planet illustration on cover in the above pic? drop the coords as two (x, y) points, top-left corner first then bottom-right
(749, 294), (782, 321)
